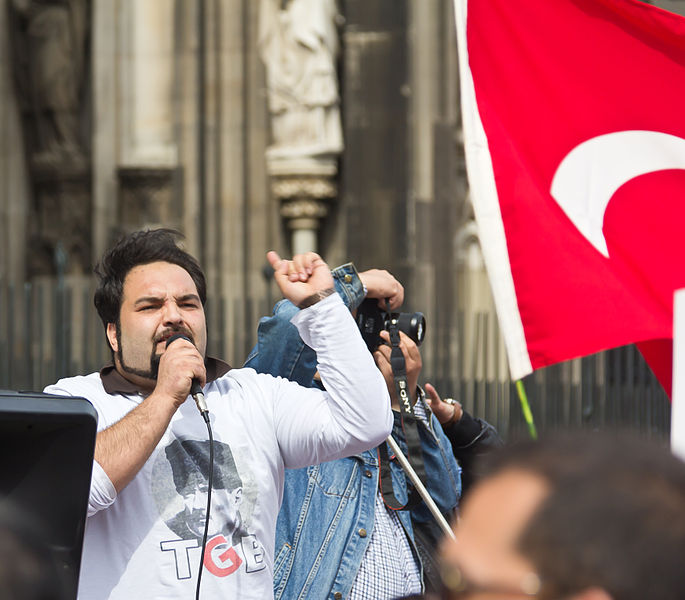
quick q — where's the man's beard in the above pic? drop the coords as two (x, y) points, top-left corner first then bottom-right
(115, 323), (194, 381)
(116, 343), (161, 381)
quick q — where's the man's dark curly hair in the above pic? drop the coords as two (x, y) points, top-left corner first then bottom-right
(93, 229), (207, 329)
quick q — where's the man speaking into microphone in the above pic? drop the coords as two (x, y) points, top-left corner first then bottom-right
(44, 228), (392, 600)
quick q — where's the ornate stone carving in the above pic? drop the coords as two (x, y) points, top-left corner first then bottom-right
(258, 0), (343, 161)
(280, 197), (328, 219)
(268, 160), (337, 252)
(8, 0), (90, 170)
(271, 175), (337, 201)
(267, 158), (338, 251)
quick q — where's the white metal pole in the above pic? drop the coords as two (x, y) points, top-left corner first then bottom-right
(385, 435), (456, 541)
(671, 289), (685, 461)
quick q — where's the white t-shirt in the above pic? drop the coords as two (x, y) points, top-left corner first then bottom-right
(45, 294), (392, 600)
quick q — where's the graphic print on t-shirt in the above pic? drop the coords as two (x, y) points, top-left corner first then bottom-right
(151, 438), (266, 580)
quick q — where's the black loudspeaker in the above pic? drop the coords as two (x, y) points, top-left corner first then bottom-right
(0, 390), (98, 599)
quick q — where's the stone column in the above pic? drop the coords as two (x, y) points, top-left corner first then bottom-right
(405, 0), (441, 371)
(0, 0), (29, 286)
(92, 0), (118, 259)
(116, 0), (180, 232)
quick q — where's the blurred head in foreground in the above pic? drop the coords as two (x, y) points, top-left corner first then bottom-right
(440, 431), (685, 600)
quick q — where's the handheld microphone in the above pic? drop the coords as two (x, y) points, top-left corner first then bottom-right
(165, 333), (209, 420)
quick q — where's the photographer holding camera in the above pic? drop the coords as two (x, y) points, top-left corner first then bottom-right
(245, 263), (462, 599)
(355, 278), (502, 501)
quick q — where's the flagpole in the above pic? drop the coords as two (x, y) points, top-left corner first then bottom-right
(515, 380), (538, 440)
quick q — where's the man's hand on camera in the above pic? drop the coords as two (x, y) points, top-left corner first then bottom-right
(359, 269), (404, 311)
(267, 251), (335, 308)
(373, 330), (421, 410)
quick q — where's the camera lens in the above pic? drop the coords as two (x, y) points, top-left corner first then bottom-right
(395, 312), (426, 346)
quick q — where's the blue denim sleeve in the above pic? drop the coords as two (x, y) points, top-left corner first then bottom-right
(243, 263), (365, 385)
(391, 396), (462, 522)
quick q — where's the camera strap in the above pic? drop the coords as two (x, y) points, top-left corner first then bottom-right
(378, 320), (427, 511)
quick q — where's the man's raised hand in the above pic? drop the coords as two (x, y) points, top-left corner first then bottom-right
(267, 251), (335, 308)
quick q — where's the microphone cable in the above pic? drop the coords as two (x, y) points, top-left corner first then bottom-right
(163, 334), (214, 599)
(196, 410), (213, 600)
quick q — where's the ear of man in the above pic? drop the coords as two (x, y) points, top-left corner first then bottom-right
(106, 322), (119, 352)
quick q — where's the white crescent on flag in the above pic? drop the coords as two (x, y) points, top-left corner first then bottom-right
(551, 130), (685, 258)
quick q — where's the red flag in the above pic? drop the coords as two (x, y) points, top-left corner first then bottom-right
(455, 0), (685, 395)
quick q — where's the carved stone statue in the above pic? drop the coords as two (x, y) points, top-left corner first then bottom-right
(258, 0), (343, 160)
(8, 0), (92, 277)
(8, 0), (89, 169)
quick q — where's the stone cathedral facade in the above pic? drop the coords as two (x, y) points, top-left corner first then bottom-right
(1, 0), (476, 380)
(1, 0), (681, 401)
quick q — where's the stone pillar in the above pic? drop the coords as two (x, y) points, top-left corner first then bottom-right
(92, 0), (118, 259)
(409, 0), (440, 207)
(341, 1), (408, 273)
(116, 0), (180, 231)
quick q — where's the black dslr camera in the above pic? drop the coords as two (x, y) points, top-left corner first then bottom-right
(355, 298), (426, 352)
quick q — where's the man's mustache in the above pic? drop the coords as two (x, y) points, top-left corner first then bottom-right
(155, 327), (195, 347)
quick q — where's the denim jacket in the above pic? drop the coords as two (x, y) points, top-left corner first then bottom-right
(244, 264), (461, 600)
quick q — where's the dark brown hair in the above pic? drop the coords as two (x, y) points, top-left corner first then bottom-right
(93, 228), (207, 330)
(483, 432), (685, 600)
